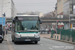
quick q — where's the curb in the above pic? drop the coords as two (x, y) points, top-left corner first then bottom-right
(43, 37), (75, 45)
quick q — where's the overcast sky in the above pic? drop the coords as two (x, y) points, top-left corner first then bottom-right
(13, 0), (57, 13)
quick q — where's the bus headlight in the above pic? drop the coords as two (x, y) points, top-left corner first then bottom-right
(34, 33), (40, 38)
(15, 34), (21, 38)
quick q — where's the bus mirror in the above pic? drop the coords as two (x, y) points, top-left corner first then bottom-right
(13, 20), (15, 23)
(40, 20), (42, 24)
(40, 21), (42, 24)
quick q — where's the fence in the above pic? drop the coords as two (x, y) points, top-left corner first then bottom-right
(51, 29), (75, 42)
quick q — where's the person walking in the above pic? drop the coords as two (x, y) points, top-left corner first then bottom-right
(5, 25), (8, 35)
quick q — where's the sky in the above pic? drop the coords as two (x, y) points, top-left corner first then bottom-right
(13, 0), (57, 13)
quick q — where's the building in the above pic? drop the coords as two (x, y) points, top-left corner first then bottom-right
(63, 0), (75, 29)
(57, 0), (68, 14)
(39, 13), (44, 18)
(57, 0), (68, 18)
(0, 0), (3, 17)
(0, 0), (17, 22)
(56, 0), (69, 29)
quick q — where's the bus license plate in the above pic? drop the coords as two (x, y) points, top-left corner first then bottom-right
(25, 39), (31, 41)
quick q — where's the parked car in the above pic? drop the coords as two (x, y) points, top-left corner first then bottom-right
(40, 29), (46, 34)
(0, 25), (4, 43)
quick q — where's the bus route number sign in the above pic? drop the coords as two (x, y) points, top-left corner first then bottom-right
(18, 18), (23, 20)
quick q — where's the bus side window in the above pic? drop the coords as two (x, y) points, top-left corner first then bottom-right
(12, 23), (15, 32)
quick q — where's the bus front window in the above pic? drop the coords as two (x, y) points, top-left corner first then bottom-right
(16, 20), (40, 31)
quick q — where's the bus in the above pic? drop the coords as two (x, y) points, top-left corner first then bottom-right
(11, 15), (42, 44)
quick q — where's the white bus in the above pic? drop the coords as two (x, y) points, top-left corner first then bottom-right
(11, 15), (42, 44)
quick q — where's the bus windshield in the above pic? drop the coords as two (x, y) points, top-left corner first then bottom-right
(15, 20), (40, 31)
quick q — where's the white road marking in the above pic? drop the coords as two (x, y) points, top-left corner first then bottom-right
(6, 36), (14, 50)
(40, 44), (43, 46)
(49, 47), (53, 50)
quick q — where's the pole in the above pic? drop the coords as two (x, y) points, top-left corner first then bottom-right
(69, 4), (70, 29)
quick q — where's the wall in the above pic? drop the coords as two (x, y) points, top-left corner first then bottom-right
(0, 0), (3, 17)
(0, 0), (16, 19)
(64, 23), (70, 29)
(63, 1), (70, 18)
(3, 0), (11, 18)
(73, 0), (75, 14)
(57, 0), (68, 15)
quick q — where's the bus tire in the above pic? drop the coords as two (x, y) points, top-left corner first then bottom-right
(35, 41), (38, 44)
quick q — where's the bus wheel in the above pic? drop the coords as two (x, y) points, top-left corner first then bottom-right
(35, 41), (38, 44)
(0, 41), (2, 43)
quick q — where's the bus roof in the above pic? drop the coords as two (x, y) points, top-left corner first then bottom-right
(14, 15), (40, 21)
(16, 15), (39, 17)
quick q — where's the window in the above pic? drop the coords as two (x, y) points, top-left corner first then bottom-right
(15, 20), (40, 31)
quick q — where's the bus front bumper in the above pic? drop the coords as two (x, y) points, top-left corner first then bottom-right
(14, 37), (40, 42)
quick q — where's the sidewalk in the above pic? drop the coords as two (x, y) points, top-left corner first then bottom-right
(40, 34), (51, 38)
(40, 34), (75, 45)
(4, 31), (11, 41)
(7, 31), (12, 34)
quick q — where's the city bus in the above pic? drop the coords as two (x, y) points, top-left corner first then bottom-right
(11, 15), (42, 44)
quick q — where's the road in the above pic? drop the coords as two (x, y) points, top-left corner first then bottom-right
(0, 33), (75, 50)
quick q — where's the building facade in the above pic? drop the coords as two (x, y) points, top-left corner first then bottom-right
(57, 0), (68, 15)
(0, 0), (16, 22)
(0, 0), (3, 17)
(63, 0), (75, 29)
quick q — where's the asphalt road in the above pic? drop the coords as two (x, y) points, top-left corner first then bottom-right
(0, 34), (75, 50)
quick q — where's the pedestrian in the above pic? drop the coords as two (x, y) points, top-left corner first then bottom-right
(5, 26), (8, 35)
(6, 30), (7, 35)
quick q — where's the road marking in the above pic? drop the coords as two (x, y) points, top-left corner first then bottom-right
(7, 39), (14, 50)
(49, 47), (53, 50)
(40, 44), (43, 46)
